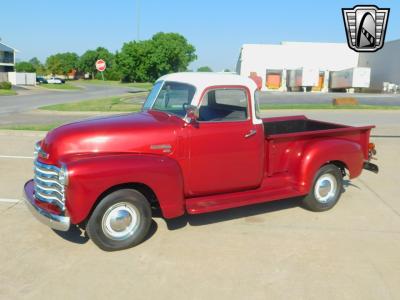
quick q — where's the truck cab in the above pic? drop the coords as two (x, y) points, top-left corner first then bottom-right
(24, 72), (378, 251)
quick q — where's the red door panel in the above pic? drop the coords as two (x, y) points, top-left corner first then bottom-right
(188, 121), (264, 196)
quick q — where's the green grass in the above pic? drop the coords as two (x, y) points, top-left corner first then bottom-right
(78, 79), (153, 90)
(39, 95), (145, 112)
(0, 89), (17, 96)
(0, 123), (64, 131)
(39, 83), (81, 90)
(260, 103), (400, 110)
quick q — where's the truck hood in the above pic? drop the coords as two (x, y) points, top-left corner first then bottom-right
(40, 111), (184, 164)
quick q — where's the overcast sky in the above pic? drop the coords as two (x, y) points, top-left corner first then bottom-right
(1, 0), (399, 71)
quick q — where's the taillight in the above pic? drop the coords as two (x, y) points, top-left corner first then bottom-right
(368, 142), (377, 157)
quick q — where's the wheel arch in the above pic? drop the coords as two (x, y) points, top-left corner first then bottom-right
(82, 182), (159, 226)
(66, 153), (185, 224)
(297, 138), (364, 193)
(325, 160), (348, 177)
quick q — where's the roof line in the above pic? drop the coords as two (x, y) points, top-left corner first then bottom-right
(0, 42), (19, 52)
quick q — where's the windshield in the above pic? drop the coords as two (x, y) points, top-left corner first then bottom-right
(143, 81), (196, 117)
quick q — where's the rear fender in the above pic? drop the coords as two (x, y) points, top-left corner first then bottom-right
(296, 139), (364, 193)
(64, 154), (184, 224)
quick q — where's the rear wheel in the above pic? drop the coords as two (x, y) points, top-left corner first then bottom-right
(302, 164), (343, 212)
(86, 189), (152, 251)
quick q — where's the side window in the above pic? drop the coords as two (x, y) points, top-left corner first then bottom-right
(199, 89), (249, 122)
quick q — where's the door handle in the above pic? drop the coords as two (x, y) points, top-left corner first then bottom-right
(244, 129), (257, 138)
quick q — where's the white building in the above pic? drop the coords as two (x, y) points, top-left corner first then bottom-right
(0, 41), (17, 82)
(236, 40), (400, 92)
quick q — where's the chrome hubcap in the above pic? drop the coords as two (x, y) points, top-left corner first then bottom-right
(314, 174), (337, 203)
(102, 202), (140, 240)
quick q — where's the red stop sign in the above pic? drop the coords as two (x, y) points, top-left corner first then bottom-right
(96, 59), (106, 72)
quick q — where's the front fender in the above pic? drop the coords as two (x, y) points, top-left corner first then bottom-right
(64, 154), (184, 224)
(296, 138), (364, 193)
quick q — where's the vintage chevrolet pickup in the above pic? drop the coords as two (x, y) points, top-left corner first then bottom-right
(24, 73), (378, 251)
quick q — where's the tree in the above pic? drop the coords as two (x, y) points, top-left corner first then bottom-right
(15, 61), (35, 73)
(45, 55), (62, 75)
(79, 50), (98, 79)
(46, 52), (79, 76)
(116, 32), (197, 82)
(197, 66), (213, 72)
(150, 32), (197, 78)
(29, 57), (41, 69)
(29, 57), (46, 75)
(16, 58), (47, 74)
(79, 47), (116, 79)
(116, 40), (155, 82)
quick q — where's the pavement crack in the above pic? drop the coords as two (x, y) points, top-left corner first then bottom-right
(371, 135), (400, 138)
(358, 178), (400, 219)
(0, 202), (20, 215)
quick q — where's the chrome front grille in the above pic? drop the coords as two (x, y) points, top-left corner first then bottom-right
(34, 160), (66, 211)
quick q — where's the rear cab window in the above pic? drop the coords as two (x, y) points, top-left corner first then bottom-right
(198, 88), (249, 122)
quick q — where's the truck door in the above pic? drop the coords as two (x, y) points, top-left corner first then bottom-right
(188, 87), (264, 196)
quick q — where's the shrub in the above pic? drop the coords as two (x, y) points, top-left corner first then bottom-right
(95, 68), (121, 81)
(0, 81), (12, 90)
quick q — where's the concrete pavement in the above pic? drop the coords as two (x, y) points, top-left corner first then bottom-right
(0, 112), (399, 300)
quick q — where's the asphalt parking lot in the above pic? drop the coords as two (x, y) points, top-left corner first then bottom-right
(0, 111), (399, 300)
(258, 91), (400, 106)
(0, 82), (144, 117)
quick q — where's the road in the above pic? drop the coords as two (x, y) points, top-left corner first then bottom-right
(0, 111), (399, 299)
(0, 83), (143, 116)
(258, 91), (400, 105)
(2, 82), (400, 119)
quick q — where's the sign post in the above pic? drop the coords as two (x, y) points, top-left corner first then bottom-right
(95, 59), (107, 81)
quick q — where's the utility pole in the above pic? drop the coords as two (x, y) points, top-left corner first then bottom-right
(136, 0), (141, 41)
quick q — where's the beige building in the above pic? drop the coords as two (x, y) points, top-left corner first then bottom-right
(358, 39), (400, 91)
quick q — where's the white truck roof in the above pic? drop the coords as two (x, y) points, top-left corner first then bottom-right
(158, 72), (258, 91)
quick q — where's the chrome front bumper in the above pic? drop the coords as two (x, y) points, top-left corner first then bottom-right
(23, 180), (70, 231)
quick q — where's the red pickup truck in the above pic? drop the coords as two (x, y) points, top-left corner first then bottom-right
(24, 73), (378, 251)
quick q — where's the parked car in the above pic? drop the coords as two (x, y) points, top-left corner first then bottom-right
(23, 73), (379, 251)
(36, 77), (48, 84)
(47, 77), (65, 84)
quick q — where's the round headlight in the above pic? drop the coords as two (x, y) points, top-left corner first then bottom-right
(59, 164), (69, 186)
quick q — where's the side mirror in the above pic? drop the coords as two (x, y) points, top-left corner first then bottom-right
(185, 105), (199, 123)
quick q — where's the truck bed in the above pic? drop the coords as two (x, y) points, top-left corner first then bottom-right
(264, 118), (344, 136)
(262, 115), (373, 139)
(262, 115), (374, 177)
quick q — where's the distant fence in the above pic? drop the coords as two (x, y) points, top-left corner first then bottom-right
(0, 72), (8, 82)
(8, 72), (36, 86)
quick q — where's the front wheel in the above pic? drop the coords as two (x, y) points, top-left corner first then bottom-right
(86, 189), (152, 251)
(302, 164), (343, 212)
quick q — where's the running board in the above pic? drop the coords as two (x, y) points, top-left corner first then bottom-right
(186, 186), (304, 215)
